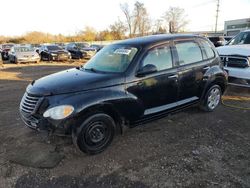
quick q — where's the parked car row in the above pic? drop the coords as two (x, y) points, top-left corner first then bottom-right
(0, 42), (105, 63)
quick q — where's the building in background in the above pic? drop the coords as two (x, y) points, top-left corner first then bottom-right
(224, 18), (250, 36)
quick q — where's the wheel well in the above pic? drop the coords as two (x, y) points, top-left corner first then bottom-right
(210, 78), (226, 94)
(201, 78), (226, 101)
(77, 104), (124, 134)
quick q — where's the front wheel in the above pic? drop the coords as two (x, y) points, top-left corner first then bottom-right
(200, 85), (222, 112)
(72, 113), (115, 155)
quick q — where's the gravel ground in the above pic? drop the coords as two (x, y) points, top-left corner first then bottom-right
(0, 63), (250, 188)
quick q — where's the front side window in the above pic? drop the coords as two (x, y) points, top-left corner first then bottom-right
(175, 41), (202, 65)
(83, 44), (138, 73)
(142, 45), (173, 71)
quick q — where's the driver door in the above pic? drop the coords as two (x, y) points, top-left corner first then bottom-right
(127, 43), (178, 116)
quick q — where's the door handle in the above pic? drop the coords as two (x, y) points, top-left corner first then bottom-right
(168, 74), (178, 79)
(203, 66), (210, 70)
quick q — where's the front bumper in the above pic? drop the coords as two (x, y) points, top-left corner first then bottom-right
(51, 54), (70, 61)
(17, 57), (40, 63)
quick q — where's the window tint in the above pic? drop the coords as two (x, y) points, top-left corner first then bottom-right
(142, 45), (173, 71)
(200, 40), (215, 59)
(175, 41), (202, 65)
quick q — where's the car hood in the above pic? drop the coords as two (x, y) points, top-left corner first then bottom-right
(26, 68), (124, 96)
(16, 51), (38, 57)
(217, 44), (250, 57)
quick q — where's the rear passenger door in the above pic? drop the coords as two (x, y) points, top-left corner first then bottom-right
(174, 39), (212, 103)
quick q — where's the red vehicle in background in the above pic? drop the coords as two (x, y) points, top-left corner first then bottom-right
(0, 43), (15, 60)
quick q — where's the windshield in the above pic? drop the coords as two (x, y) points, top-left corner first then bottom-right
(76, 43), (89, 48)
(47, 45), (62, 51)
(15, 46), (34, 52)
(83, 44), (138, 73)
(228, 31), (250, 45)
(2, 44), (14, 49)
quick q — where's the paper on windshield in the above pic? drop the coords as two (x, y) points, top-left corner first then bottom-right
(114, 48), (132, 55)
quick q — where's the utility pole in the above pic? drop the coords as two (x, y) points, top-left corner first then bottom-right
(215, 0), (220, 33)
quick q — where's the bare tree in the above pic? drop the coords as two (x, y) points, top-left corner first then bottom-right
(162, 7), (188, 33)
(133, 1), (151, 36)
(120, 3), (133, 37)
(120, 1), (151, 37)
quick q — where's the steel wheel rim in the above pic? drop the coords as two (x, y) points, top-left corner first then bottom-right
(207, 88), (221, 110)
(85, 121), (109, 147)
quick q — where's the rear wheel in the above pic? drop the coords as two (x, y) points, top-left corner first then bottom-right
(201, 85), (222, 112)
(72, 113), (115, 155)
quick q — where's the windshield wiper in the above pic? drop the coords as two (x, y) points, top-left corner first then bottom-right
(84, 67), (98, 72)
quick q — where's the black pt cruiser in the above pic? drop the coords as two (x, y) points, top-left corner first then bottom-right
(20, 34), (228, 154)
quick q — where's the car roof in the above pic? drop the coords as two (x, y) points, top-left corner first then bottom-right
(115, 34), (203, 47)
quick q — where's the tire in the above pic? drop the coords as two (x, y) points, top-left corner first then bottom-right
(13, 57), (18, 64)
(72, 113), (115, 155)
(200, 85), (222, 112)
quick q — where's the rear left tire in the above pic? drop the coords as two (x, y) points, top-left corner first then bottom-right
(200, 84), (222, 112)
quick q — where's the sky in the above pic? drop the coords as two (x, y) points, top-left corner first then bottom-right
(1, 0), (250, 36)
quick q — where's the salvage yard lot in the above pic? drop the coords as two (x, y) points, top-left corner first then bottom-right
(0, 63), (250, 188)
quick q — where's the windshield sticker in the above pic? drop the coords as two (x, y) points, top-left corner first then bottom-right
(114, 49), (131, 55)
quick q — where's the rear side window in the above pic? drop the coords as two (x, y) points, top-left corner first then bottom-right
(200, 40), (215, 59)
(175, 41), (202, 65)
(142, 45), (173, 71)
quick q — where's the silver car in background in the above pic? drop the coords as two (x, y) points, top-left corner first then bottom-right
(9, 45), (40, 64)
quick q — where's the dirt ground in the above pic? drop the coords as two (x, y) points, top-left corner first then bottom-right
(0, 63), (250, 188)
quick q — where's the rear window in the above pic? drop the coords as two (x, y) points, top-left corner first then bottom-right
(175, 41), (203, 65)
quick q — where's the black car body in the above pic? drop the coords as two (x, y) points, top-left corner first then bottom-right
(39, 44), (71, 61)
(20, 34), (227, 154)
(0, 43), (15, 60)
(66, 42), (96, 59)
(65, 43), (87, 59)
(208, 36), (226, 47)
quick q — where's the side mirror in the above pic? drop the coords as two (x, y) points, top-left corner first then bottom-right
(137, 64), (157, 77)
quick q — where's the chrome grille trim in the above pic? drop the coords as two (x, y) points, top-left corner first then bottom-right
(20, 93), (40, 114)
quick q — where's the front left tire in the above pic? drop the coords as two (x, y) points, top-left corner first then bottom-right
(72, 113), (116, 155)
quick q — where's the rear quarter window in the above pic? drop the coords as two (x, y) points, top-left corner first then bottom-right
(200, 40), (215, 59)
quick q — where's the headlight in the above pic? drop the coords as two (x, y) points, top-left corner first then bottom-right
(43, 105), (74, 120)
(51, 53), (57, 56)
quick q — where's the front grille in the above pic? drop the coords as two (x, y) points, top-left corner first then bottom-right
(220, 56), (249, 68)
(20, 92), (41, 114)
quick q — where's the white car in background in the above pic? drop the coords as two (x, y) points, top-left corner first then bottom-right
(217, 29), (250, 87)
(8, 45), (40, 64)
(217, 44), (250, 87)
